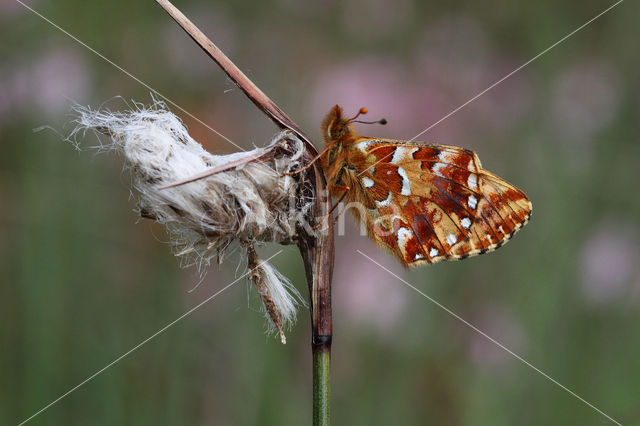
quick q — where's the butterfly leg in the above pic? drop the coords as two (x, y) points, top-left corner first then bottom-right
(312, 185), (350, 230)
(282, 143), (333, 177)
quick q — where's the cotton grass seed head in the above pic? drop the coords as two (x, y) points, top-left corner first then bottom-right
(70, 99), (311, 342)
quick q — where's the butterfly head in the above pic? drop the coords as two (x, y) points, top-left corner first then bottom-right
(318, 106), (387, 190)
(322, 105), (386, 144)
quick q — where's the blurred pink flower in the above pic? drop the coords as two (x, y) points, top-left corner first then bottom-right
(31, 49), (90, 113)
(551, 59), (620, 141)
(467, 304), (525, 370)
(309, 14), (533, 151)
(415, 14), (532, 143)
(333, 222), (409, 338)
(0, 0), (38, 16)
(309, 56), (420, 140)
(579, 221), (638, 306)
(416, 14), (492, 88)
(0, 48), (90, 121)
(464, 56), (533, 132)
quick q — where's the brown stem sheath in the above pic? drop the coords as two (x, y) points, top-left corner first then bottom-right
(155, 1), (335, 423)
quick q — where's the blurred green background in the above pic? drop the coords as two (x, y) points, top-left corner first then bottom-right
(2, 0), (639, 425)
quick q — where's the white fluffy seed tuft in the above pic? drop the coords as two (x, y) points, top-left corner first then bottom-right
(70, 99), (312, 340)
(259, 259), (307, 337)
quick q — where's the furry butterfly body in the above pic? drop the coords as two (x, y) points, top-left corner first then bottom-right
(320, 105), (532, 266)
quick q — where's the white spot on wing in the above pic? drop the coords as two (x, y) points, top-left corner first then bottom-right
(376, 192), (392, 207)
(468, 195), (478, 209)
(391, 146), (419, 164)
(414, 253), (424, 260)
(432, 162), (446, 178)
(438, 151), (455, 162)
(397, 167), (411, 196)
(429, 247), (439, 257)
(461, 217), (472, 229)
(467, 173), (478, 189)
(391, 147), (404, 164)
(397, 227), (412, 252)
(362, 177), (374, 188)
(356, 140), (375, 151)
(446, 233), (457, 245)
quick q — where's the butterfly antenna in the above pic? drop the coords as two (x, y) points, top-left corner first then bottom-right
(353, 118), (387, 125)
(350, 107), (386, 125)
(347, 107), (368, 121)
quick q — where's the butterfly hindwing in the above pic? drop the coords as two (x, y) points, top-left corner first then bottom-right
(346, 138), (532, 266)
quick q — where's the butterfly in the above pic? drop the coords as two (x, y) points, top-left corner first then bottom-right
(312, 105), (532, 267)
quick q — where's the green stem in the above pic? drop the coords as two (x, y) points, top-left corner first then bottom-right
(313, 343), (331, 426)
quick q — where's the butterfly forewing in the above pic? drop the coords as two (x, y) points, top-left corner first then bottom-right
(347, 138), (532, 266)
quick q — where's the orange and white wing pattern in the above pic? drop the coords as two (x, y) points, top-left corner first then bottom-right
(347, 138), (532, 266)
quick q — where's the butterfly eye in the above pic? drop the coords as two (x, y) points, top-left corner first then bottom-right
(330, 122), (351, 140)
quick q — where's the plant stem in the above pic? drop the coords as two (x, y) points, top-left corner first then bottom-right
(299, 163), (334, 425)
(313, 339), (331, 426)
(155, 2), (336, 423)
